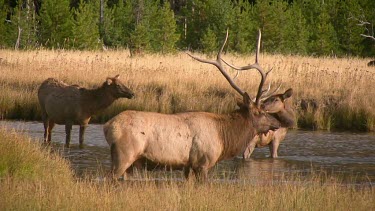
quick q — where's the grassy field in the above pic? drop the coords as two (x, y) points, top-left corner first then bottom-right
(0, 127), (374, 210)
(0, 49), (374, 131)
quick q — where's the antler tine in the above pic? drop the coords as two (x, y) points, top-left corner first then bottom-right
(222, 59), (250, 71)
(255, 29), (261, 64)
(261, 83), (271, 96)
(260, 83), (282, 101)
(266, 67), (273, 76)
(221, 29), (267, 107)
(233, 70), (240, 80)
(186, 29), (246, 97)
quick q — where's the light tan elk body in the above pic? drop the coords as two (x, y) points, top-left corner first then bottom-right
(38, 75), (134, 148)
(243, 89), (295, 158)
(104, 30), (281, 181)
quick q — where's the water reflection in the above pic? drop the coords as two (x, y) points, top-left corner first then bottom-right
(1, 120), (374, 184)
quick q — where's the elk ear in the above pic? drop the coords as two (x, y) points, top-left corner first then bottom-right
(282, 88), (293, 100)
(106, 77), (113, 85)
(114, 74), (120, 80)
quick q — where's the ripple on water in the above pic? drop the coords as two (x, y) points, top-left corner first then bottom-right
(1, 120), (374, 185)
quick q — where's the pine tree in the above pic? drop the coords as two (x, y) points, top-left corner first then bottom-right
(148, 1), (179, 53)
(102, 0), (134, 48)
(128, 0), (154, 54)
(184, 0), (234, 51)
(313, 4), (339, 56)
(201, 27), (217, 55)
(130, 20), (150, 55)
(280, 1), (309, 55)
(12, 0), (39, 49)
(72, 0), (100, 50)
(302, 1), (339, 56)
(231, 1), (257, 54)
(38, 0), (73, 48)
(335, 0), (364, 56)
(0, 0), (12, 48)
(358, 0), (375, 56)
(0, 4), (5, 46)
(255, 0), (288, 53)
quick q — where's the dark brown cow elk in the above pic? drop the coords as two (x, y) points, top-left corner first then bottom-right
(38, 75), (134, 148)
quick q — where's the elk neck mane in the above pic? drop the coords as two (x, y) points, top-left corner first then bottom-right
(79, 82), (116, 114)
(41, 78), (69, 88)
(273, 102), (295, 128)
(217, 108), (255, 160)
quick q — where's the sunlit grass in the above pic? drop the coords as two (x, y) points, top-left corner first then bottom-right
(0, 49), (374, 131)
(0, 127), (374, 210)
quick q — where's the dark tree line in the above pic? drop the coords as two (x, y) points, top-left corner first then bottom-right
(0, 0), (374, 57)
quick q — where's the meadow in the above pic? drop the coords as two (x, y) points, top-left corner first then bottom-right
(1, 49), (374, 131)
(0, 50), (374, 210)
(0, 128), (374, 210)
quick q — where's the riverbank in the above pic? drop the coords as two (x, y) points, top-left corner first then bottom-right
(0, 126), (374, 210)
(0, 50), (374, 131)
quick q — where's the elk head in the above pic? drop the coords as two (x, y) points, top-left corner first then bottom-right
(261, 88), (293, 113)
(187, 29), (281, 134)
(105, 75), (135, 99)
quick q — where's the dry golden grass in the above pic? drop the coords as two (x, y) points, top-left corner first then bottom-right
(0, 49), (374, 130)
(0, 127), (374, 210)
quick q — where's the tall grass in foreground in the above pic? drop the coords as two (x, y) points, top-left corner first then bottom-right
(0, 50), (374, 131)
(0, 127), (374, 210)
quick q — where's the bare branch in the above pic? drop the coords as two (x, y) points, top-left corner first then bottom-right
(360, 34), (375, 41)
(349, 13), (375, 42)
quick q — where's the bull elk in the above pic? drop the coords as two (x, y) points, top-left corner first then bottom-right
(104, 30), (281, 181)
(221, 54), (296, 159)
(38, 75), (134, 148)
(242, 88), (295, 158)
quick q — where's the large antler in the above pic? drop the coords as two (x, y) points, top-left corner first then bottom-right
(221, 30), (271, 108)
(186, 30), (247, 99)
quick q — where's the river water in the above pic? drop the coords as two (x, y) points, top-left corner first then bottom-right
(1, 120), (374, 185)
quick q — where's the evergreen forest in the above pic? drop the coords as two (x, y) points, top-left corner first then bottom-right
(0, 0), (374, 57)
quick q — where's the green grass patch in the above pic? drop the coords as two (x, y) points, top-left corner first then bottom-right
(0, 127), (73, 181)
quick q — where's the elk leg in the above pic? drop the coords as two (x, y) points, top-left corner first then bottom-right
(184, 167), (191, 180)
(243, 143), (255, 159)
(193, 167), (208, 182)
(65, 123), (72, 148)
(43, 119), (49, 143)
(269, 141), (279, 158)
(79, 125), (87, 149)
(110, 142), (135, 180)
(47, 121), (55, 143)
(243, 135), (259, 159)
(126, 159), (143, 177)
(41, 109), (50, 143)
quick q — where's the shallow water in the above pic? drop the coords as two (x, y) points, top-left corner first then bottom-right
(1, 120), (374, 185)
